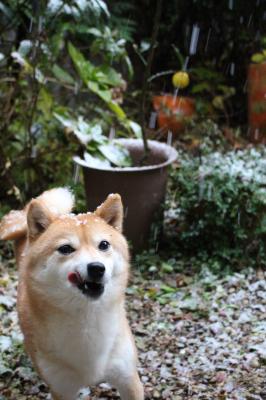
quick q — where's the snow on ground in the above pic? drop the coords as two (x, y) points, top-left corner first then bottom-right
(0, 257), (265, 399)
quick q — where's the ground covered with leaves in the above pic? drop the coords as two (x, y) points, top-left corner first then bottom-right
(0, 255), (265, 400)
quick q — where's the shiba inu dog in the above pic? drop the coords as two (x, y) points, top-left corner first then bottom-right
(0, 188), (144, 400)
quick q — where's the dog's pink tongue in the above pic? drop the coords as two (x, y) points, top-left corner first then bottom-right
(68, 272), (80, 285)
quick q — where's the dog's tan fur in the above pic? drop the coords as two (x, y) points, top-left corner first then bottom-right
(0, 188), (144, 400)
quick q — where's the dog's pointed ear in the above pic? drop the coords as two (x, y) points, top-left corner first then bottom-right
(95, 194), (123, 232)
(27, 200), (53, 238)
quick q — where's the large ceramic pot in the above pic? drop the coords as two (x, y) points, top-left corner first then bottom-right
(248, 63), (266, 143)
(75, 139), (177, 252)
(153, 94), (195, 136)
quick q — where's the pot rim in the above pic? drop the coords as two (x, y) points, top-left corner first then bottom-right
(153, 93), (195, 101)
(74, 138), (178, 172)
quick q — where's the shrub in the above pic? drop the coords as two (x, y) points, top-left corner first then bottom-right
(169, 145), (266, 268)
(0, 0), (136, 212)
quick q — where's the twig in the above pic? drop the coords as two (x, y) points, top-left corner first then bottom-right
(140, 0), (163, 156)
(148, 69), (176, 83)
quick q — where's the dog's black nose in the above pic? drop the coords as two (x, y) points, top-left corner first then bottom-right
(87, 262), (105, 281)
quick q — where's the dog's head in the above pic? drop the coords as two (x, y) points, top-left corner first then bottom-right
(1, 189), (129, 307)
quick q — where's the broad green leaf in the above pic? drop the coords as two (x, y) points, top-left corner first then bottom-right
(87, 27), (102, 37)
(73, 153), (110, 169)
(54, 112), (74, 129)
(89, 0), (110, 17)
(0, 1), (12, 19)
(88, 81), (112, 102)
(128, 120), (142, 138)
(38, 88), (53, 118)
(68, 42), (94, 83)
(75, 119), (104, 144)
(160, 284), (176, 293)
(96, 65), (123, 86)
(99, 143), (131, 167)
(161, 262), (174, 273)
(191, 82), (212, 94)
(52, 64), (75, 84)
(108, 101), (126, 119)
(84, 151), (110, 168)
(54, 113), (104, 146)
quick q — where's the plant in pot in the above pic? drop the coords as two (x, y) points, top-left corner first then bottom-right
(151, 46), (196, 137)
(248, 38), (266, 144)
(56, 41), (177, 252)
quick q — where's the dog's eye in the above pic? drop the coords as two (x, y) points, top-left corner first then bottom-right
(98, 240), (110, 251)
(57, 245), (75, 255)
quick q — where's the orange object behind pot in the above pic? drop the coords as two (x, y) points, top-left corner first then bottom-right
(248, 63), (266, 143)
(153, 94), (195, 136)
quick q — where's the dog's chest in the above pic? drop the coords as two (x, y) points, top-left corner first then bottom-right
(37, 307), (119, 384)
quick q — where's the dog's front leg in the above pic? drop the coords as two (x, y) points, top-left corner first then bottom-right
(37, 357), (82, 400)
(108, 369), (144, 400)
(115, 370), (144, 400)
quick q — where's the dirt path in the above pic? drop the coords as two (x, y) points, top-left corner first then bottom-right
(0, 259), (265, 399)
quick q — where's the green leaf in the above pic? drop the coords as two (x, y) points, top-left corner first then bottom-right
(87, 27), (102, 37)
(161, 262), (174, 273)
(160, 284), (176, 293)
(52, 64), (75, 84)
(54, 112), (74, 129)
(172, 44), (184, 69)
(88, 81), (112, 102)
(128, 120), (142, 138)
(0, 2), (12, 19)
(125, 55), (134, 79)
(96, 65), (123, 86)
(99, 143), (131, 167)
(38, 88), (53, 118)
(68, 42), (94, 83)
(191, 82), (212, 94)
(73, 153), (111, 169)
(107, 101), (126, 119)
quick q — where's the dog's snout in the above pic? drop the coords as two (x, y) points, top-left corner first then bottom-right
(87, 262), (105, 281)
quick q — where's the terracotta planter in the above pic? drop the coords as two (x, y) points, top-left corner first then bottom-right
(75, 139), (177, 253)
(153, 94), (195, 136)
(248, 63), (266, 143)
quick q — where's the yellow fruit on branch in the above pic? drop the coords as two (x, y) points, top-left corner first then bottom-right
(172, 71), (190, 89)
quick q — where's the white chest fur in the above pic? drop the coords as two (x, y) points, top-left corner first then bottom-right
(35, 301), (122, 387)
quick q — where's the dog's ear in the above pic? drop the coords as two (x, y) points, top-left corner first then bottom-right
(0, 210), (27, 241)
(27, 200), (53, 238)
(95, 194), (123, 232)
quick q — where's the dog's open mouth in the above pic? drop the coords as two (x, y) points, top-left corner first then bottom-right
(68, 271), (104, 299)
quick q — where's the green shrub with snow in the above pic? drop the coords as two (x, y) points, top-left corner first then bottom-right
(170, 146), (266, 268)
